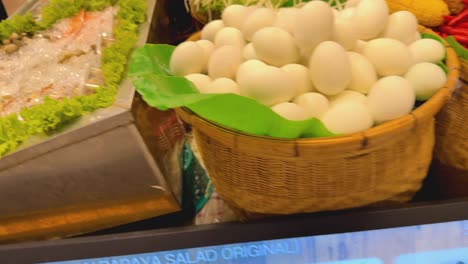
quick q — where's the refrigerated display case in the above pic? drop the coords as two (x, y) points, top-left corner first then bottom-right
(1, 197), (468, 263)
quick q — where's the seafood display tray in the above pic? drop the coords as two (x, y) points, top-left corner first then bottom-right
(0, 0), (184, 243)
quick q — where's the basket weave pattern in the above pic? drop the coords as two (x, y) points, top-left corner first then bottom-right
(178, 29), (459, 215)
(435, 59), (468, 171)
(190, 117), (435, 214)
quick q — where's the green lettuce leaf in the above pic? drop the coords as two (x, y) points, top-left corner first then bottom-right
(131, 44), (334, 139)
(0, 13), (43, 41)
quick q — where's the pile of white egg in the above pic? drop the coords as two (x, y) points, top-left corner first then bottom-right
(169, 0), (447, 135)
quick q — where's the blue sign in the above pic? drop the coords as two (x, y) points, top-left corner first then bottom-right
(49, 240), (305, 264)
(395, 248), (468, 264)
(319, 259), (383, 264)
(47, 220), (468, 264)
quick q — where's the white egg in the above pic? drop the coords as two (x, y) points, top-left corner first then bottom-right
(208, 45), (243, 79)
(340, 7), (356, 20)
(347, 52), (377, 94)
(411, 32), (421, 43)
(243, 43), (257, 60)
(184, 74), (212, 93)
(246, 5), (260, 13)
(332, 8), (341, 19)
(298, 51), (311, 66)
(196, 40), (215, 73)
(170, 41), (205, 76)
(241, 8), (276, 41)
(201, 20), (225, 42)
(321, 102), (373, 134)
(405, 62), (447, 101)
(368, 76), (415, 123)
(409, 39), (445, 64)
(346, 0), (361, 8)
(353, 0), (389, 40)
(329, 90), (369, 106)
(242, 5), (260, 17)
(332, 18), (357, 50)
(282, 64), (314, 96)
(214, 27), (245, 48)
(236, 59), (266, 84)
(353, 40), (367, 53)
(309, 41), (352, 96)
(238, 65), (294, 106)
(333, 9), (340, 18)
(293, 1), (334, 51)
(252, 27), (299, 67)
(271, 102), (308, 121)
(222, 5), (250, 29)
(380, 11), (418, 44)
(197, 40), (214, 56)
(274, 8), (298, 34)
(293, 92), (329, 118)
(363, 38), (412, 76)
(204, 78), (240, 95)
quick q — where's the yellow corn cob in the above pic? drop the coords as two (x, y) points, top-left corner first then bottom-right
(443, 0), (464, 15)
(385, 0), (450, 27)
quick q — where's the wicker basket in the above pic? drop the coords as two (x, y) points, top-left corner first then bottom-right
(434, 57), (468, 197)
(177, 29), (460, 215)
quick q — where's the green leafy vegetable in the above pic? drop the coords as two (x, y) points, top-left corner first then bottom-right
(446, 36), (468, 61)
(0, 0), (96, 42)
(421, 32), (445, 43)
(0, 13), (43, 41)
(41, 0), (114, 28)
(129, 45), (175, 76)
(0, 0), (146, 158)
(131, 44), (334, 139)
(436, 61), (449, 74)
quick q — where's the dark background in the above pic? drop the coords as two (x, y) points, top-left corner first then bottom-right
(0, 1), (7, 21)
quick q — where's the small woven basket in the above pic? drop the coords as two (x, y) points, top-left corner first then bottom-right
(177, 29), (460, 216)
(434, 57), (468, 197)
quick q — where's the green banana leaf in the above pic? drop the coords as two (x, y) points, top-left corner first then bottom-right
(129, 44), (334, 139)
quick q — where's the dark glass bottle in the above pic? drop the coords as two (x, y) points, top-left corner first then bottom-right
(148, 0), (202, 45)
